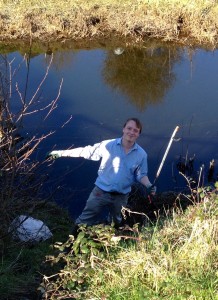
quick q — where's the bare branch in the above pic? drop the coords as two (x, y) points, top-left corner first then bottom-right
(44, 77), (63, 120)
(61, 114), (72, 128)
(16, 54), (54, 122)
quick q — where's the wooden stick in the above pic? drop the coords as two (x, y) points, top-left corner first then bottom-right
(153, 126), (180, 185)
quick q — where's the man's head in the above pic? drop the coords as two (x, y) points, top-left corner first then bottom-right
(122, 118), (142, 144)
(123, 118), (142, 134)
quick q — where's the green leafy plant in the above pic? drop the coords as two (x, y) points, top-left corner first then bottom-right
(40, 224), (121, 299)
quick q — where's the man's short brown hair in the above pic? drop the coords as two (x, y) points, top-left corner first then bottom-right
(123, 118), (142, 134)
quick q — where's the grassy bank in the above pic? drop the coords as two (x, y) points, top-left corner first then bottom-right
(41, 186), (218, 299)
(0, 0), (218, 47)
(1, 186), (217, 299)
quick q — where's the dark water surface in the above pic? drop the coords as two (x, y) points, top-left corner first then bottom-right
(7, 44), (218, 219)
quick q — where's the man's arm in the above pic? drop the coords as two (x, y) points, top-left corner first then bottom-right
(140, 175), (152, 188)
(58, 148), (86, 158)
(47, 143), (102, 161)
(140, 176), (156, 194)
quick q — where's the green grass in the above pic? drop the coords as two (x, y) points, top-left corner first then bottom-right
(95, 198), (218, 299)
(39, 185), (218, 300)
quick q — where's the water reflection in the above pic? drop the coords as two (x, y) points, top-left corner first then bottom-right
(103, 46), (181, 109)
(44, 51), (79, 72)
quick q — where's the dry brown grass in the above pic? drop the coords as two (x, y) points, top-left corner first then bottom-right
(0, 0), (218, 46)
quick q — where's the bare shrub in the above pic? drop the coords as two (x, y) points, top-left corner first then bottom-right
(0, 51), (62, 241)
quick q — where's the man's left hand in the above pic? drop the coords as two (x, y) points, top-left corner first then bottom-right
(147, 185), (157, 195)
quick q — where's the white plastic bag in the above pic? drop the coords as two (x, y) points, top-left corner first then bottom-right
(10, 215), (53, 242)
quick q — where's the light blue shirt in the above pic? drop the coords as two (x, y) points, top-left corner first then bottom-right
(77, 138), (148, 194)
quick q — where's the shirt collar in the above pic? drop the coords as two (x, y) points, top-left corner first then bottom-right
(117, 137), (138, 151)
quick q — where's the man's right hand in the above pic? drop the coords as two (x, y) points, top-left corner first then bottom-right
(46, 150), (62, 160)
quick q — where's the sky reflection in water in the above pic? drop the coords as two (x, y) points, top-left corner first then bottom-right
(8, 45), (218, 218)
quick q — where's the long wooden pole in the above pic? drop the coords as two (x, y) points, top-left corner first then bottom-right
(153, 125), (180, 185)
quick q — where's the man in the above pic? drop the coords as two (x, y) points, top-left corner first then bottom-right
(47, 117), (156, 232)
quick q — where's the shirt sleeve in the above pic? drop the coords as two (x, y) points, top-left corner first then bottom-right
(61, 142), (103, 161)
(135, 154), (148, 182)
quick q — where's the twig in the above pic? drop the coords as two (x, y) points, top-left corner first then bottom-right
(44, 77), (63, 120)
(61, 114), (72, 128)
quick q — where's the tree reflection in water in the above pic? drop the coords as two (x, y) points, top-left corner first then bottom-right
(103, 44), (182, 110)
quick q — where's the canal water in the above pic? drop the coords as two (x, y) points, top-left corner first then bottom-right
(6, 43), (218, 219)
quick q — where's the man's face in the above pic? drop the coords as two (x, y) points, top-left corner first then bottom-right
(122, 120), (140, 143)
